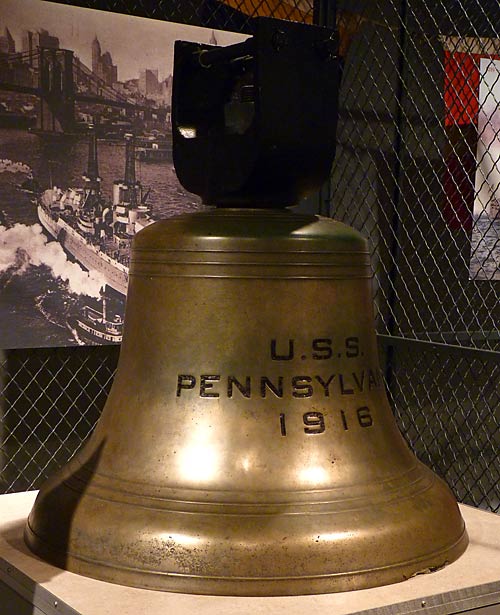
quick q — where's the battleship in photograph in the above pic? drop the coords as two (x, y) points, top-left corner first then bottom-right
(37, 127), (153, 297)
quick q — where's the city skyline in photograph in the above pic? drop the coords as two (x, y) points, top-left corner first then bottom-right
(1, 0), (244, 83)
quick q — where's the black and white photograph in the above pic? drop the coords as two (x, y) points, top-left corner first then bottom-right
(470, 56), (500, 281)
(0, 0), (244, 349)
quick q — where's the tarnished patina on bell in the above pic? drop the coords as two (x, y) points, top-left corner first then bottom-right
(25, 207), (467, 595)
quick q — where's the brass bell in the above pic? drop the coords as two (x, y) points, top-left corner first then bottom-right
(25, 18), (467, 596)
(24, 208), (468, 595)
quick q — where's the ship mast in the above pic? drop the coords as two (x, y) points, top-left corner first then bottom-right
(87, 125), (99, 180)
(77, 122), (104, 238)
(124, 133), (137, 206)
(82, 123), (102, 209)
(112, 133), (144, 238)
(125, 134), (137, 206)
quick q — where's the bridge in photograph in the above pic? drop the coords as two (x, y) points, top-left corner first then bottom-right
(0, 47), (169, 133)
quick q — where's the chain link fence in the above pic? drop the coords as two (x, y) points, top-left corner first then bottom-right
(330, 0), (499, 513)
(1, 0), (499, 514)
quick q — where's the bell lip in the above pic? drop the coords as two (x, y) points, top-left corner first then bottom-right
(24, 521), (468, 596)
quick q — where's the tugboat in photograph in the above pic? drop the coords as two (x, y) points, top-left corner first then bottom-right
(68, 290), (124, 345)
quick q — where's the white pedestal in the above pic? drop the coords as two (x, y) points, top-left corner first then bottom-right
(1, 491), (499, 615)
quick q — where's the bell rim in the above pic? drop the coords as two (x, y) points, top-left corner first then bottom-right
(24, 462), (468, 596)
(24, 521), (468, 596)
